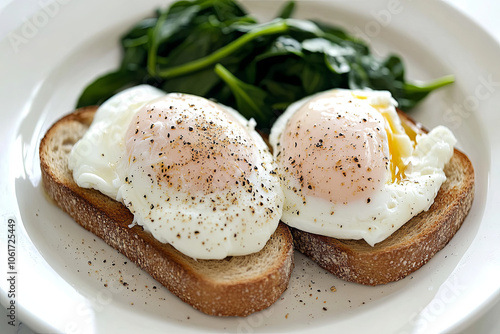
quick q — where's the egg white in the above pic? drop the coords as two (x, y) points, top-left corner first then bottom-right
(69, 85), (165, 198)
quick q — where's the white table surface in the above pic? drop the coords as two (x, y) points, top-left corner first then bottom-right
(1, 0), (499, 333)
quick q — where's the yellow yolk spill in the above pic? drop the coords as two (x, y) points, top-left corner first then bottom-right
(381, 111), (404, 182)
(354, 92), (415, 183)
(401, 118), (419, 142)
(377, 108), (418, 183)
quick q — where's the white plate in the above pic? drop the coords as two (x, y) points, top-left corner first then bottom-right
(1, 0), (500, 333)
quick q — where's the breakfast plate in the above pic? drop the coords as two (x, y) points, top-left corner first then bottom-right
(1, 0), (500, 333)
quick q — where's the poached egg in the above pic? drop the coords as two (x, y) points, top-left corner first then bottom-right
(269, 89), (456, 246)
(69, 85), (284, 259)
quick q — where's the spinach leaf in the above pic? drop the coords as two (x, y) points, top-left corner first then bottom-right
(399, 75), (455, 110)
(147, 4), (202, 76)
(277, 1), (295, 19)
(157, 19), (289, 78)
(77, 0), (454, 131)
(76, 68), (148, 108)
(215, 63), (271, 127)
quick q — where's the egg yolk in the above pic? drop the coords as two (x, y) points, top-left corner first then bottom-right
(278, 92), (391, 204)
(124, 94), (257, 195)
(351, 93), (413, 183)
(380, 108), (407, 182)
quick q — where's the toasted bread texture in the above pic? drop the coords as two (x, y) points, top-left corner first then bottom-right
(290, 111), (475, 286)
(39, 107), (294, 316)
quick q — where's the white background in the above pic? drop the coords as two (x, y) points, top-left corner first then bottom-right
(1, 0), (499, 333)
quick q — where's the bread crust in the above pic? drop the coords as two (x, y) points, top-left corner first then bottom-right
(290, 112), (475, 285)
(39, 107), (294, 316)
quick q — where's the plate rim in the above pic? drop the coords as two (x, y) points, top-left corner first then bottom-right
(1, 0), (500, 333)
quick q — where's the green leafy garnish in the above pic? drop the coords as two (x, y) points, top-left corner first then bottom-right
(215, 63), (272, 128)
(77, 0), (454, 130)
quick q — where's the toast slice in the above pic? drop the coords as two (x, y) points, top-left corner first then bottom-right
(39, 106), (294, 316)
(290, 111), (475, 286)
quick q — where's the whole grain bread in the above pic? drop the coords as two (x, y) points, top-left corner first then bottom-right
(39, 106), (294, 316)
(290, 111), (475, 286)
